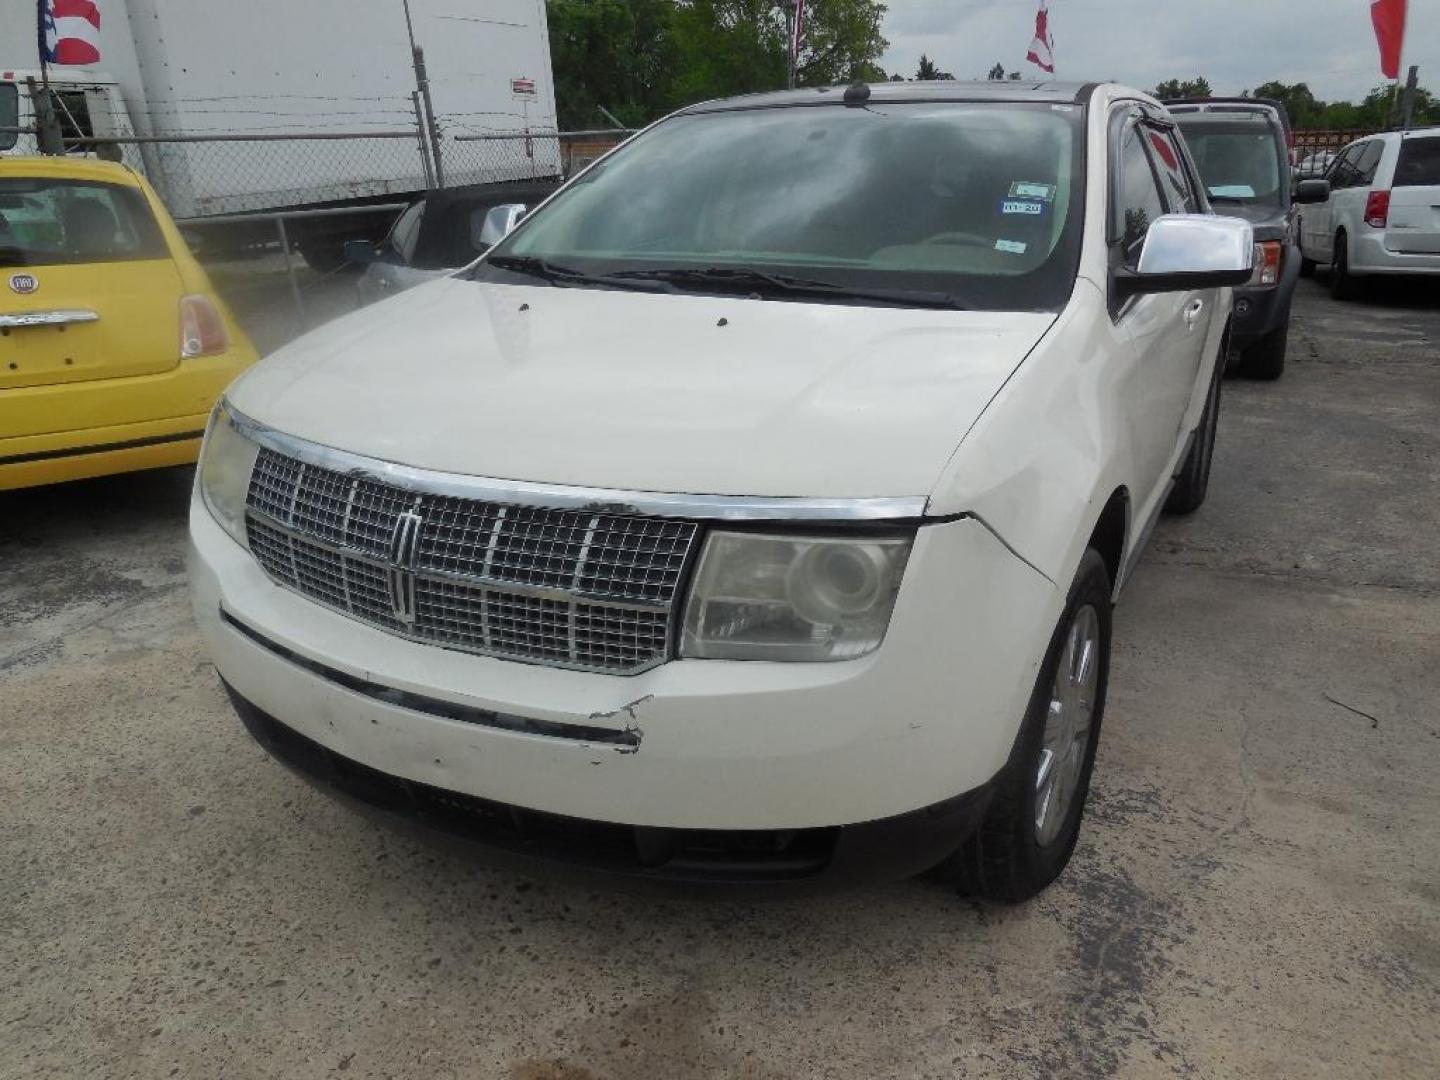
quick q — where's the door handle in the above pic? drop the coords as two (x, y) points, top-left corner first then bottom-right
(1183, 299), (1204, 329)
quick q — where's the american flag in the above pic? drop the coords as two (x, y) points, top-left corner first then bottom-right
(1026, 3), (1055, 75)
(40, 0), (102, 67)
(791, 0), (807, 64)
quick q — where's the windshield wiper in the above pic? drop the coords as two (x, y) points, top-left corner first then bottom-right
(610, 266), (969, 309)
(480, 253), (669, 293)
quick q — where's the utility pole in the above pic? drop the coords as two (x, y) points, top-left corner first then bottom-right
(1399, 65), (1419, 130)
(402, 0), (445, 187)
(782, 0), (797, 90)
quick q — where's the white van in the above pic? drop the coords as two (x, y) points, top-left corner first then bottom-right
(1298, 127), (1440, 298)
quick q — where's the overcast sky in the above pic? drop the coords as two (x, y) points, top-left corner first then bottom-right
(878, 0), (1438, 103)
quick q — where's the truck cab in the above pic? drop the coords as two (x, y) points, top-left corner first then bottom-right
(0, 70), (139, 163)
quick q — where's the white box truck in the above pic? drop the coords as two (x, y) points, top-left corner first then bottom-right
(1, 0), (560, 264)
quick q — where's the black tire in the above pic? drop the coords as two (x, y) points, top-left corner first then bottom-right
(944, 549), (1112, 903)
(1237, 320), (1288, 381)
(1164, 344), (1223, 515)
(1330, 232), (1359, 301)
(1299, 254), (1317, 278)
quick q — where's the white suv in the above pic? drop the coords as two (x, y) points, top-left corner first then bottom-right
(190, 82), (1250, 900)
(1298, 127), (1440, 298)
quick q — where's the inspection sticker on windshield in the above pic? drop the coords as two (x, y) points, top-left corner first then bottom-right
(995, 239), (1028, 255)
(1000, 199), (1046, 216)
(1008, 181), (1056, 201)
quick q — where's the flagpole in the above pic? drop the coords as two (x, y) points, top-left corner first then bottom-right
(36, 0), (51, 91)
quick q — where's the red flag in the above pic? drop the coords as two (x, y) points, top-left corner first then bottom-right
(1370, 0), (1406, 80)
(43, 0), (102, 66)
(1026, 4), (1055, 75)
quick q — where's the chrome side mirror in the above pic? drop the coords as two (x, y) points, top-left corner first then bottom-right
(1117, 214), (1254, 299)
(474, 203), (527, 250)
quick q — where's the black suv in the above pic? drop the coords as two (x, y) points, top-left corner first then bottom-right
(1165, 98), (1326, 380)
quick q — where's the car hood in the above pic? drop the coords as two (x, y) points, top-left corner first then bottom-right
(1210, 201), (1288, 239)
(228, 277), (1056, 499)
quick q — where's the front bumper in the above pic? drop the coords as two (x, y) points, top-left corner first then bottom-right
(189, 489), (1057, 870)
(226, 682), (998, 892)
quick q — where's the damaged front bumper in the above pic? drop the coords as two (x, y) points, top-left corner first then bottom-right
(189, 488), (1056, 887)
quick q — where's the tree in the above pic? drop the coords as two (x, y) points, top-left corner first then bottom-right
(1153, 77), (1212, 100)
(987, 62), (1005, 81)
(916, 54), (954, 81)
(1250, 80), (1324, 128)
(546, 1), (892, 127)
(794, 0), (890, 86)
(546, 0), (680, 128)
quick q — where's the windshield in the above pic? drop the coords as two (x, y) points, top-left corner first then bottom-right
(0, 178), (167, 267)
(478, 102), (1085, 311)
(1178, 123), (1283, 205)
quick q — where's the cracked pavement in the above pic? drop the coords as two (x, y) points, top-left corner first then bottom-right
(2, 277), (1437, 1078)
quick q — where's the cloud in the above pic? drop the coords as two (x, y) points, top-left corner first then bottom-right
(878, 0), (1436, 102)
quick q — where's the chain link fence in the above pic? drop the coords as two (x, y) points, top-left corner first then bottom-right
(447, 128), (630, 182)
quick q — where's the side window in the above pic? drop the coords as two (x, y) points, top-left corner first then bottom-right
(1148, 128), (1198, 213)
(1327, 144), (1361, 189)
(386, 201), (424, 263)
(0, 83), (17, 152)
(1355, 140), (1384, 185)
(1113, 121), (1167, 261)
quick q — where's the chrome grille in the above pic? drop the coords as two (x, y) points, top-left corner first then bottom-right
(243, 448), (697, 673)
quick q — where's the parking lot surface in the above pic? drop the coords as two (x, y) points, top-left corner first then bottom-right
(2, 279), (1437, 1079)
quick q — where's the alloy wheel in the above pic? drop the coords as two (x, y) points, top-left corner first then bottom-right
(1035, 604), (1100, 846)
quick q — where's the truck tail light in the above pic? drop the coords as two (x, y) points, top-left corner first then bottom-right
(180, 295), (229, 358)
(1250, 241), (1282, 286)
(1364, 190), (1391, 229)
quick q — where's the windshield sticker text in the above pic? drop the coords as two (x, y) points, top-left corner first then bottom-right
(1000, 199), (1046, 216)
(1009, 182), (1056, 201)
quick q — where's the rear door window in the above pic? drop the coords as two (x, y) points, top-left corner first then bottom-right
(0, 82), (17, 150)
(386, 200), (424, 264)
(1354, 141), (1384, 185)
(1328, 144), (1363, 189)
(0, 178), (167, 266)
(1394, 137), (1440, 186)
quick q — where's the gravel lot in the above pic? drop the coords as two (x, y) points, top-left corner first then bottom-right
(2, 277), (1437, 1079)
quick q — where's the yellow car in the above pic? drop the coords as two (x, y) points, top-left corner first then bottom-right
(1, 156), (256, 489)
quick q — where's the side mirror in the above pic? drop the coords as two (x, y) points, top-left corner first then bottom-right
(1115, 214), (1253, 300)
(1294, 178), (1330, 205)
(342, 238), (380, 266)
(474, 203), (527, 250)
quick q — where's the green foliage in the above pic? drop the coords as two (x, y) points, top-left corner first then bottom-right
(1154, 77), (1212, 100)
(916, 54), (953, 81)
(987, 62), (1021, 81)
(1245, 79), (1440, 129)
(545, 0), (889, 128)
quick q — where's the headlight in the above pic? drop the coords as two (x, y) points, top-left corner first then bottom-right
(198, 401), (259, 549)
(680, 532), (912, 661)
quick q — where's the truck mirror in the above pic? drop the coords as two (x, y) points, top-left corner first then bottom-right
(474, 204), (527, 250)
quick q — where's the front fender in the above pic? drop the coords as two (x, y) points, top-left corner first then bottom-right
(925, 279), (1142, 595)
